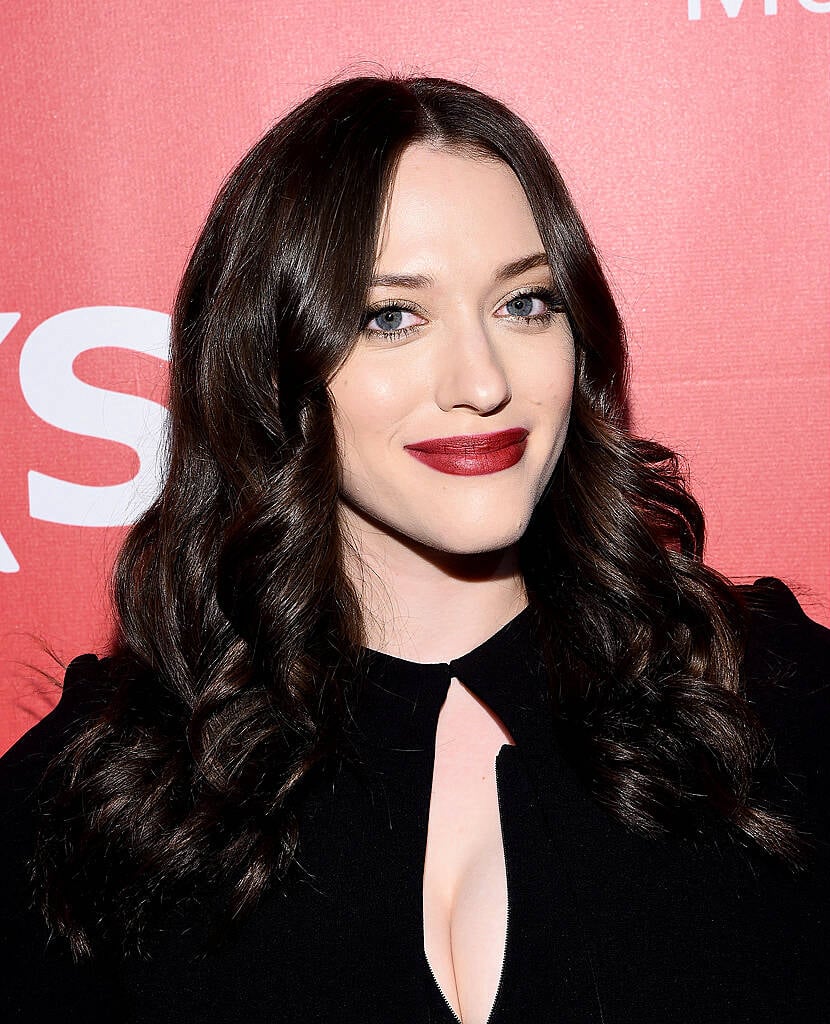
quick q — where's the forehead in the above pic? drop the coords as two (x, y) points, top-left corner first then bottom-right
(374, 144), (542, 274)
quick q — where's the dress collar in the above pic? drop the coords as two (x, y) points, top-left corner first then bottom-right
(352, 605), (554, 750)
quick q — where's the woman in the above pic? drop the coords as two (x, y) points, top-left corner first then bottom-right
(1, 72), (828, 1022)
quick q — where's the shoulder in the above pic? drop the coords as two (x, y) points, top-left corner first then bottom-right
(739, 576), (829, 680)
(0, 655), (114, 1003)
(736, 576), (830, 830)
(0, 653), (111, 817)
(0, 657), (126, 1013)
(738, 576), (829, 713)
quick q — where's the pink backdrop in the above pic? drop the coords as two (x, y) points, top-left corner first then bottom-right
(1, 0), (828, 755)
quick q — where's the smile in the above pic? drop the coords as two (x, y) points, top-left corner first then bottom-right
(403, 428), (529, 476)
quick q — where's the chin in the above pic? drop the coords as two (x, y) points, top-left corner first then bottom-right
(340, 490), (535, 555)
(414, 515), (530, 556)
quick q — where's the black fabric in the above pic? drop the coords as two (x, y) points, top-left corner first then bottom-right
(1, 576), (828, 1022)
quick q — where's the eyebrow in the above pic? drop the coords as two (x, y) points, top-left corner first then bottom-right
(369, 251), (551, 289)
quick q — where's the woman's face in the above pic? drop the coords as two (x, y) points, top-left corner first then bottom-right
(328, 142), (575, 557)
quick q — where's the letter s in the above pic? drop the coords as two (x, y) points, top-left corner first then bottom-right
(19, 306), (170, 527)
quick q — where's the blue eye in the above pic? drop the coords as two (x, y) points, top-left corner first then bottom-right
(505, 295), (537, 317)
(362, 302), (423, 341)
(366, 307), (420, 335)
(497, 287), (564, 324)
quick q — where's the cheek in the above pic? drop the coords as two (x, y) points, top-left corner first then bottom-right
(516, 337), (576, 418)
(330, 360), (419, 463)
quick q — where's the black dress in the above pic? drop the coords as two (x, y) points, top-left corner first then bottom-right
(1, 576), (828, 1022)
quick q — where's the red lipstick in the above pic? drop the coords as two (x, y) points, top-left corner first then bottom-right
(404, 427), (528, 476)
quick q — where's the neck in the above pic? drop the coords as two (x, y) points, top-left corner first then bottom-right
(340, 507), (528, 664)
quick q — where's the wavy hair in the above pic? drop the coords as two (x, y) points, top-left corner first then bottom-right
(32, 70), (805, 961)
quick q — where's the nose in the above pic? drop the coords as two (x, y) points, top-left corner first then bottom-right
(433, 315), (511, 415)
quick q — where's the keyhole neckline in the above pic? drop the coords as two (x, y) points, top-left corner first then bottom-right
(355, 602), (553, 754)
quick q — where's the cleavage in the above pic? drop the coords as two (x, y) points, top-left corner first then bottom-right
(423, 677), (515, 1024)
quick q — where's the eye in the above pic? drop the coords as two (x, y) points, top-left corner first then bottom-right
(496, 287), (564, 325)
(362, 302), (425, 342)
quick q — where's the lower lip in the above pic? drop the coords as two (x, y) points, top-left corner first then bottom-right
(405, 439), (527, 476)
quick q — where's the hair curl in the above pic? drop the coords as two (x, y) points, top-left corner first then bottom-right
(32, 70), (805, 962)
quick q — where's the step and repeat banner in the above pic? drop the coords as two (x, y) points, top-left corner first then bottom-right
(1, 1), (828, 753)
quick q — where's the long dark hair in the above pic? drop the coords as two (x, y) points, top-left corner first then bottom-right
(32, 70), (805, 961)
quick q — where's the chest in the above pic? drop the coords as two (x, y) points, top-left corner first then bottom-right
(422, 678), (515, 1024)
(119, 680), (829, 1024)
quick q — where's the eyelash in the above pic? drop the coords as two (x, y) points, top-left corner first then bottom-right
(361, 286), (565, 342)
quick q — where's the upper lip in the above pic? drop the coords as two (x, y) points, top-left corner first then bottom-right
(404, 427), (529, 453)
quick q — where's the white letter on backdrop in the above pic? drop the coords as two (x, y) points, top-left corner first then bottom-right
(0, 313), (20, 344)
(0, 313), (22, 571)
(19, 306), (170, 528)
(688, 0), (746, 17)
(798, 0), (830, 11)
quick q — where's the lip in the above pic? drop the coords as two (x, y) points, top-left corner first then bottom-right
(404, 427), (529, 476)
